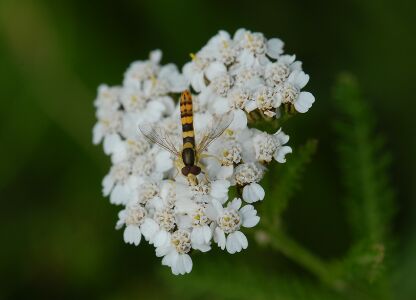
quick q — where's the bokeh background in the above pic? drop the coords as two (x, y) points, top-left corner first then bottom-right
(1, 0), (415, 299)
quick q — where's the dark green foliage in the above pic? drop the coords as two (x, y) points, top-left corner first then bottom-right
(161, 256), (343, 300)
(333, 74), (395, 245)
(260, 139), (318, 225)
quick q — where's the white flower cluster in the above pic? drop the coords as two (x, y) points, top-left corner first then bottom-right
(93, 29), (314, 275)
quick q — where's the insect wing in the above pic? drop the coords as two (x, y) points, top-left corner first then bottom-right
(138, 123), (180, 156)
(197, 112), (234, 153)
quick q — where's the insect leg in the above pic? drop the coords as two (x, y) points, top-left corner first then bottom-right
(199, 153), (221, 164)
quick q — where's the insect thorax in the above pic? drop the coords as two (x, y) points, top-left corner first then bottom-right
(182, 148), (195, 166)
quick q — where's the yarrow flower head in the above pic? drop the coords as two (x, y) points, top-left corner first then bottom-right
(93, 29), (315, 275)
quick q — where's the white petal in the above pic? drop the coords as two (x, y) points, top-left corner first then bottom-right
(92, 123), (104, 145)
(229, 198), (242, 210)
(162, 250), (177, 267)
(111, 143), (127, 164)
(205, 62), (226, 81)
(210, 199), (224, 216)
(175, 198), (198, 214)
(234, 231), (248, 250)
(102, 174), (114, 196)
(213, 97), (231, 114)
(244, 100), (258, 112)
(123, 225), (141, 246)
(190, 227), (211, 251)
(234, 28), (246, 41)
(216, 165), (234, 180)
(274, 146), (292, 163)
(110, 184), (132, 205)
(267, 38), (284, 59)
(154, 230), (170, 248)
(230, 109), (247, 130)
(225, 233), (239, 254)
(202, 225), (212, 243)
(150, 49), (162, 63)
(145, 101), (165, 122)
(181, 254), (193, 273)
(274, 128), (290, 145)
(288, 70), (309, 89)
(156, 244), (172, 257)
(155, 151), (173, 173)
(193, 243), (211, 252)
(191, 227), (204, 245)
(210, 180), (230, 200)
(170, 74), (188, 93)
(240, 205), (260, 228)
(171, 253), (192, 275)
(238, 50), (255, 67)
(242, 183), (265, 203)
(140, 218), (159, 242)
(103, 133), (121, 155)
(214, 227), (226, 250)
(191, 72), (206, 92)
(294, 92), (315, 113)
(173, 254), (185, 275)
(243, 215), (260, 228)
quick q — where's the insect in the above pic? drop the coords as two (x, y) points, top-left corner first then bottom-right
(139, 90), (233, 185)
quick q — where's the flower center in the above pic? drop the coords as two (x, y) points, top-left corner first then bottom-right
(254, 134), (278, 163)
(155, 208), (176, 231)
(125, 205), (146, 226)
(280, 84), (299, 104)
(191, 207), (209, 227)
(234, 163), (262, 185)
(171, 230), (191, 254)
(218, 210), (241, 234)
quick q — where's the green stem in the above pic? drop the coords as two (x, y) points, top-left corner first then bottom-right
(266, 228), (345, 291)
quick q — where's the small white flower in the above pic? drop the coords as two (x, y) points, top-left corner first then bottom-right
(94, 84), (121, 111)
(236, 30), (267, 56)
(234, 162), (263, 186)
(93, 110), (123, 145)
(210, 73), (233, 97)
(278, 70), (315, 113)
(253, 85), (281, 117)
(156, 229), (193, 275)
(234, 163), (265, 203)
(183, 52), (213, 92)
(116, 202), (147, 246)
(204, 30), (237, 65)
(211, 198), (259, 254)
(123, 49), (161, 89)
(252, 129), (292, 164)
(273, 129), (293, 163)
(264, 55), (301, 86)
(189, 206), (212, 252)
(136, 181), (160, 205)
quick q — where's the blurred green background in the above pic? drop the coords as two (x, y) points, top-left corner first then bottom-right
(0, 0), (415, 299)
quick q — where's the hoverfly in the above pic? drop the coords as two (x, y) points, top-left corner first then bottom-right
(139, 90), (233, 186)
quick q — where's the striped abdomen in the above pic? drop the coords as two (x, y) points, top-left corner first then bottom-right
(180, 90), (200, 176)
(180, 90), (195, 150)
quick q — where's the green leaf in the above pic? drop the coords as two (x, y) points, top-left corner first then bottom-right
(333, 73), (395, 244)
(260, 139), (318, 227)
(332, 73), (395, 287)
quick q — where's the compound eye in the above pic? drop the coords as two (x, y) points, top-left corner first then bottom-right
(181, 167), (190, 176)
(190, 165), (201, 175)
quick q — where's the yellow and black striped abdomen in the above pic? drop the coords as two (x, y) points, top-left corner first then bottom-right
(179, 90), (201, 177)
(180, 90), (195, 150)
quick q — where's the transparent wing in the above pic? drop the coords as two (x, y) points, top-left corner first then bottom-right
(138, 123), (180, 156)
(197, 112), (234, 153)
